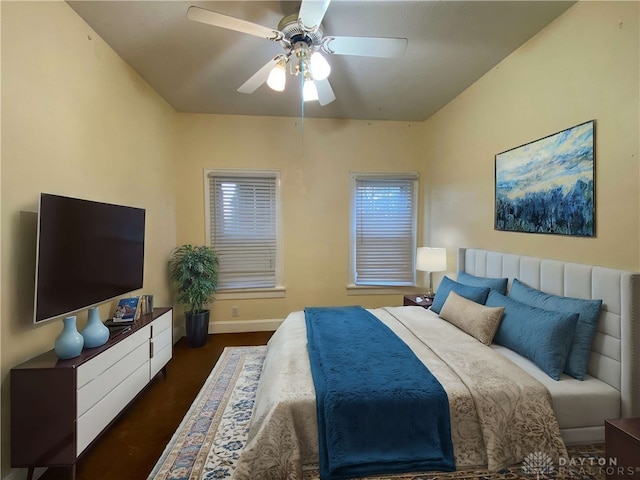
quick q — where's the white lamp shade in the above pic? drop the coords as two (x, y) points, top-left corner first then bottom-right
(416, 247), (447, 272)
(267, 62), (286, 91)
(303, 79), (319, 102)
(310, 52), (331, 81)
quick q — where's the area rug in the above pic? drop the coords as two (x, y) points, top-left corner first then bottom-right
(148, 346), (607, 480)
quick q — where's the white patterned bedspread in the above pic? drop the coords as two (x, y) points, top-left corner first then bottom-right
(233, 306), (567, 480)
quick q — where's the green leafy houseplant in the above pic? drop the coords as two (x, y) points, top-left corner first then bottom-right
(168, 244), (219, 347)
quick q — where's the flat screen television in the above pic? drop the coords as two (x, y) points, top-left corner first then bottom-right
(33, 193), (145, 324)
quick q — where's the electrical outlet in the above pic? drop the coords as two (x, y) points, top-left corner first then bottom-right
(231, 306), (239, 317)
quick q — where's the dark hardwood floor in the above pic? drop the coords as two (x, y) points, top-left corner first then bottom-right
(38, 332), (273, 480)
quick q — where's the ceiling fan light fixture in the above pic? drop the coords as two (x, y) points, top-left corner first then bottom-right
(310, 51), (331, 81)
(303, 78), (319, 102)
(187, 2), (408, 108)
(267, 59), (287, 92)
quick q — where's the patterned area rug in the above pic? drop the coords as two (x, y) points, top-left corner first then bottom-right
(148, 346), (606, 480)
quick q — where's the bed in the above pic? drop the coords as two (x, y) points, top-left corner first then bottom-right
(459, 249), (640, 440)
(232, 248), (640, 480)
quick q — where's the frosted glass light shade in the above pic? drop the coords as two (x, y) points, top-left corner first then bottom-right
(303, 79), (319, 102)
(267, 62), (286, 91)
(416, 247), (447, 272)
(310, 52), (331, 81)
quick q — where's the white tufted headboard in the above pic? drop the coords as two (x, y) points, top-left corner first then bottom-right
(458, 248), (640, 418)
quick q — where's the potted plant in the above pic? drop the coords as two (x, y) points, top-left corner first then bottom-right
(168, 244), (219, 348)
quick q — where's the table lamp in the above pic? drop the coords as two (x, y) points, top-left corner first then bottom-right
(416, 247), (447, 299)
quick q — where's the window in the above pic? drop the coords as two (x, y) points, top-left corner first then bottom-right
(205, 170), (283, 293)
(350, 173), (418, 287)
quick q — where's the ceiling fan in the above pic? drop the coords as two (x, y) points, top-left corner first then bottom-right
(187, 0), (408, 106)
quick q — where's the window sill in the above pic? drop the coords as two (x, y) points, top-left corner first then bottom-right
(346, 285), (417, 296)
(216, 287), (286, 300)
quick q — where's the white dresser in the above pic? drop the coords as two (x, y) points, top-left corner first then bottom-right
(11, 308), (173, 480)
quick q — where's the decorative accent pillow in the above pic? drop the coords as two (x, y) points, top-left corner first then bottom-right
(439, 291), (505, 345)
(457, 271), (509, 296)
(486, 291), (579, 380)
(509, 279), (603, 380)
(430, 276), (490, 314)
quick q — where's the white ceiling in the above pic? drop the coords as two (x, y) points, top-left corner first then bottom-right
(66, 1), (575, 121)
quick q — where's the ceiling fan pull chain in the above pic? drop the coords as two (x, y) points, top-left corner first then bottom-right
(300, 72), (306, 130)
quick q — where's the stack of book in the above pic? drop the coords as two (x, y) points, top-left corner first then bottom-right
(111, 297), (141, 323)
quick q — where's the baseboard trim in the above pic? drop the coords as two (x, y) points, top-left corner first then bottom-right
(173, 325), (185, 342)
(208, 319), (283, 333)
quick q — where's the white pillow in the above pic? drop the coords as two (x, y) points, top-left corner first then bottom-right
(439, 291), (505, 345)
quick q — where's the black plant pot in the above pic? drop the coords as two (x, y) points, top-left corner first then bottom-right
(185, 310), (210, 348)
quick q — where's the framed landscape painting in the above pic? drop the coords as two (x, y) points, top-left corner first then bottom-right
(495, 120), (595, 237)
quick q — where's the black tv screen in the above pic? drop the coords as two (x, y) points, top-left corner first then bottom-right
(33, 193), (145, 323)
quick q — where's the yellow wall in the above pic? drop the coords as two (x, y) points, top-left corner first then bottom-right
(420, 1), (640, 273)
(175, 115), (422, 325)
(1, 2), (177, 476)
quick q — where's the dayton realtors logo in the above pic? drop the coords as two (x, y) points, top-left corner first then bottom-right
(522, 451), (638, 478)
(521, 452), (555, 479)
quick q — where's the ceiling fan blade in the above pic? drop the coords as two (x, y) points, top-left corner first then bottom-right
(298, 0), (331, 31)
(323, 36), (408, 58)
(315, 78), (336, 106)
(237, 56), (284, 94)
(187, 6), (284, 42)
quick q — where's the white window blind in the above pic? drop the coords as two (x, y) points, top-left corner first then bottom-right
(208, 173), (278, 290)
(352, 175), (418, 286)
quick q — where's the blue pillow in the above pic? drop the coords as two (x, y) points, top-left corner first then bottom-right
(457, 271), (508, 296)
(509, 279), (602, 380)
(486, 291), (578, 380)
(431, 276), (490, 314)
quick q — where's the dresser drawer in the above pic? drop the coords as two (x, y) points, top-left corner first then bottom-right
(151, 342), (172, 378)
(77, 340), (149, 417)
(151, 311), (171, 338)
(150, 325), (172, 378)
(76, 361), (149, 456)
(77, 325), (150, 389)
(152, 327), (172, 352)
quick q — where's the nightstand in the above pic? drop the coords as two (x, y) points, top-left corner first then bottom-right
(605, 418), (640, 479)
(403, 295), (433, 308)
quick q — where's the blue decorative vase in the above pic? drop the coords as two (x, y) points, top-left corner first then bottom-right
(81, 307), (110, 348)
(54, 316), (84, 360)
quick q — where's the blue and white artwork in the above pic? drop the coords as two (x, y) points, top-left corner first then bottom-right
(495, 120), (595, 237)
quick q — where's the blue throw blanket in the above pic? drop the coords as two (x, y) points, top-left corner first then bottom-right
(305, 306), (455, 480)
